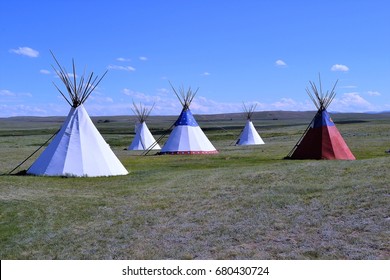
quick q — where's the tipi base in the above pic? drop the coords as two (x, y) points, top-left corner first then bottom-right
(158, 150), (218, 155)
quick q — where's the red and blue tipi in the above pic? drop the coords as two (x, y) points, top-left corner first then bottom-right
(159, 84), (218, 155)
(286, 77), (355, 160)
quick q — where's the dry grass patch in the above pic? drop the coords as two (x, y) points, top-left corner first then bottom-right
(0, 113), (389, 259)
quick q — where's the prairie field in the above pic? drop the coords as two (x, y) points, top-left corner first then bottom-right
(0, 111), (389, 259)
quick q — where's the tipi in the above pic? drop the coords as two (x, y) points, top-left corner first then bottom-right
(235, 103), (265, 146)
(27, 53), (129, 177)
(159, 85), (218, 155)
(286, 76), (355, 160)
(127, 102), (160, 150)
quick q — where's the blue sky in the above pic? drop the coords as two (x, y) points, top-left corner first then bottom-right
(1, 0), (389, 117)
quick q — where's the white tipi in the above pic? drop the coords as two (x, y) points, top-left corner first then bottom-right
(27, 53), (128, 177)
(128, 102), (160, 150)
(159, 85), (218, 155)
(236, 103), (265, 146)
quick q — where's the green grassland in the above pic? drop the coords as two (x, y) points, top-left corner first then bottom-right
(0, 111), (389, 259)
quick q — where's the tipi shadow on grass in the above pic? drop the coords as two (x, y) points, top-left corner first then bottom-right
(27, 52), (128, 177)
(285, 75), (355, 160)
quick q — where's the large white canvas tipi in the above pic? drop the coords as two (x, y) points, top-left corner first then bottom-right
(27, 54), (128, 177)
(160, 85), (218, 155)
(236, 103), (265, 146)
(128, 102), (160, 150)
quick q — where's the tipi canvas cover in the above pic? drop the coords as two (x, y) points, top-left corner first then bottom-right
(128, 122), (161, 150)
(28, 105), (128, 176)
(27, 53), (128, 177)
(160, 85), (218, 155)
(128, 102), (160, 150)
(236, 104), (265, 145)
(286, 76), (355, 160)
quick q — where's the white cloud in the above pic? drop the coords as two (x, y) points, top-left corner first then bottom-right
(108, 65), (136, 72)
(88, 96), (114, 103)
(21, 92), (33, 98)
(275, 59), (287, 67)
(272, 98), (296, 108)
(9, 47), (39, 58)
(201, 72), (211, 76)
(122, 88), (176, 114)
(332, 92), (374, 112)
(0, 89), (33, 112)
(139, 56), (148, 61)
(54, 72), (77, 79)
(156, 88), (170, 96)
(121, 89), (315, 115)
(122, 88), (138, 96)
(116, 57), (131, 62)
(0, 89), (32, 98)
(0, 104), (47, 117)
(269, 98), (313, 111)
(189, 96), (240, 114)
(122, 89), (160, 103)
(367, 90), (381, 96)
(0, 89), (15, 96)
(331, 64), (349, 72)
(40, 69), (51, 75)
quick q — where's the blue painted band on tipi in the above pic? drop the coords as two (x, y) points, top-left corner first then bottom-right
(313, 109), (335, 128)
(175, 109), (199, 126)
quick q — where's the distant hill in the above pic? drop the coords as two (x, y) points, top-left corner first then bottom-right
(1, 111), (390, 126)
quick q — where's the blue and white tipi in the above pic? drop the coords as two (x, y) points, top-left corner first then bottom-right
(160, 85), (218, 155)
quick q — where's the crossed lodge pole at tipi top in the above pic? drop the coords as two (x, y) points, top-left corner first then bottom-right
(306, 74), (338, 111)
(50, 50), (107, 108)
